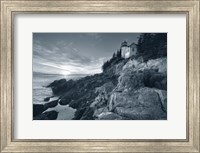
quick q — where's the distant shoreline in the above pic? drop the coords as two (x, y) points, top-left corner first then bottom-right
(33, 71), (98, 79)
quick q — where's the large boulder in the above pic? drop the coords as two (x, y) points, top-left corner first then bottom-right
(47, 79), (76, 95)
(108, 92), (135, 111)
(90, 82), (115, 108)
(44, 100), (58, 109)
(33, 104), (46, 117)
(109, 87), (167, 120)
(143, 69), (167, 90)
(146, 58), (167, 73)
(44, 97), (50, 102)
(116, 71), (144, 92)
(33, 111), (58, 120)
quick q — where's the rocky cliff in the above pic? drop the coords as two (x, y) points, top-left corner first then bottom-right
(33, 55), (167, 120)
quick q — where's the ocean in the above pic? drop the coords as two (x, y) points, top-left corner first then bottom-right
(33, 72), (83, 120)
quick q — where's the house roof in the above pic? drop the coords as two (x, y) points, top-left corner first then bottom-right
(121, 41), (137, 48)
(121, 41), (128, 47)
(129, 42), (137, 46)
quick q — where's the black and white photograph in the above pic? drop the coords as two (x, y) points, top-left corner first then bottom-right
(33, 33), (167, 120)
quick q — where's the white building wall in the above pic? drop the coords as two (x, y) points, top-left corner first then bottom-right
(121, 46), (131, 59)
(121, 43), (137, 59)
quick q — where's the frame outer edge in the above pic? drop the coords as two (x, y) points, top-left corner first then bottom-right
(0, 0), (199, 153)
(1, 1), (9, 152)
(192, 1), (200, 152)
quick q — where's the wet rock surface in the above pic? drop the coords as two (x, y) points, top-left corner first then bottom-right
(33, 100), (59, 118)
(33, 111), (58, 120)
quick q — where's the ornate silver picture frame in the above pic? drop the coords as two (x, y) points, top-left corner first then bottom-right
(0, 0), (199, 152)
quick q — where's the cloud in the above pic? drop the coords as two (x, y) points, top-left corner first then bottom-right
(33, 39), (105, 75)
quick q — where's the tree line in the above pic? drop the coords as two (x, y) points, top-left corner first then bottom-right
(137, 33), (167, 61)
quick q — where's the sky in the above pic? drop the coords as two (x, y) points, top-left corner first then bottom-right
(33, 33), (141, 76)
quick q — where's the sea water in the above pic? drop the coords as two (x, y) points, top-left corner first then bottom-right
(33, 72), (78, 120)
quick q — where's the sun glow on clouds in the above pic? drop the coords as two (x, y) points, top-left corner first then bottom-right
(33, 39), (107, 76)
(61, 71), (70, 75)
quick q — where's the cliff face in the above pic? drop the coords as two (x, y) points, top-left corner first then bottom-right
(90, 56), (167, 120)
(38, 55), (167, 120)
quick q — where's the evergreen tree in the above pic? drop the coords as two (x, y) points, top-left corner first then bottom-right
(137, 33), (167, 61)
(116, 50), (121, 58)
(112, 52), (116, 58)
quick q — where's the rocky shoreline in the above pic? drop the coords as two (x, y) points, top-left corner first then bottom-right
(33, 56), (167, 120)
